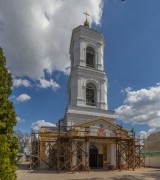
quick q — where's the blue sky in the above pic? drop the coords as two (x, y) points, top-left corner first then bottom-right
(1, 0), (160, 136)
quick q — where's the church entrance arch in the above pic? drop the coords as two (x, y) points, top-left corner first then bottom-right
(89, 144), (103, 168)
(89, 145), (98, 168)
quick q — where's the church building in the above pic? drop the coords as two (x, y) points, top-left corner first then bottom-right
(31, 15), (142, 172)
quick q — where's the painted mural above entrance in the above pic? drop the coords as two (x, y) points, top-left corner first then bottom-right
(69, 117), (128, 138)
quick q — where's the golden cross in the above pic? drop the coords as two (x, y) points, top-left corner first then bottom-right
(84, 11), (90, 20)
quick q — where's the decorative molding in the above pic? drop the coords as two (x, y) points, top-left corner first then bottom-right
(67, 109), (115, 119)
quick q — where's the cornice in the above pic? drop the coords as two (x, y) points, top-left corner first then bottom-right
(70, 25), (104, 53)
(71, 66), (107, 79)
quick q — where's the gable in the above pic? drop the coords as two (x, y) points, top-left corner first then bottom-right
(73, 117), (125, 130)
(71, 117), (128, 138)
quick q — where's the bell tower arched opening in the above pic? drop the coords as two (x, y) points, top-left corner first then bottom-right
(86, 47), (95, 68)
(86, 83), (96, 106)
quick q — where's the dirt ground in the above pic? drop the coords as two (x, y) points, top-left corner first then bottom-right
(17, 163), (160, 180)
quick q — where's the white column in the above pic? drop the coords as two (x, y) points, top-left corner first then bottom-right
(71, 141), (77, 167)
(74, 41), (79, 66)
(97, 87), (100, 108)
(82, 141), (85, 166)
(86, 140), (89, 167)
(79, 38), (85, 66)
(121, 153), (126, 165)
(82, 140), (89, 167)
(96, 42), (103, 71)
(100, 80), (107, 110)
(77, 76), (82, 105)
(82, 83), (86, 106)
(110, 144), (116, 166)
(105, 79), (108, 110)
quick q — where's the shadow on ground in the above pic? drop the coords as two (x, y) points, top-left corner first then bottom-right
(18, 163), (78, 174)
(17, 163), (30, 170)
(110, 169), (160, 180)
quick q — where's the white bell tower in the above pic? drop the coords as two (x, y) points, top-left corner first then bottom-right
(64, 15), (115, 127)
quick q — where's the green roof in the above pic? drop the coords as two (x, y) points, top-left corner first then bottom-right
(141, 151), (160, 157)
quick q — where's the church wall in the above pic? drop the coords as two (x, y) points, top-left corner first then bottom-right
(71, 26), (104, 64)
(65, 111), (115, 127)
(73, 40), (80, 67)
(69, 67), (108, 110)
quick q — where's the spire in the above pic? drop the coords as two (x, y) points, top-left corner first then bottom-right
(84, 11), (90, 28)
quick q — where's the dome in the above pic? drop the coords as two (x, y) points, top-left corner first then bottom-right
(84, 19), (90, 28)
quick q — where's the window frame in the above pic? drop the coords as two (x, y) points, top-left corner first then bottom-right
(86, 83), (96, 106)
(86, 47), (95, 68)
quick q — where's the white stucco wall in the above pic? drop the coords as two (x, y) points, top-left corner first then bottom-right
(145, 156), (160, 167)
(72, 142), (77, 167)
(69, 70), (107, 109)
(68, 25), (108, 111)
(65, 106), (115, 127)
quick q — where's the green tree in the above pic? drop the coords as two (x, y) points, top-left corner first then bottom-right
(0, 47), (18, 180)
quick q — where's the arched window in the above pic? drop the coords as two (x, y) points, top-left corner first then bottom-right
(86, 47), (95, 68)
(89, 145), (98, 154)
(86, 83), (96, 106)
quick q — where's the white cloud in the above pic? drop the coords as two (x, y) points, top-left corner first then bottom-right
(139, 128), (159, 140)
(121, 87), (132, 94)
(0, 0), (103, 80)
(116, 84), (160, 133)
(9, 95), (16, 100)
(139, 131), (147, 139)
(16, 116), (25, 123)
(16, 116), (21, 122)
(16, 94), (31, 102)
(13, 77), (60, 91)
(13, 78), (31, 88)
(38, 78), (60, 91)
(32, 120), (56, 131)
